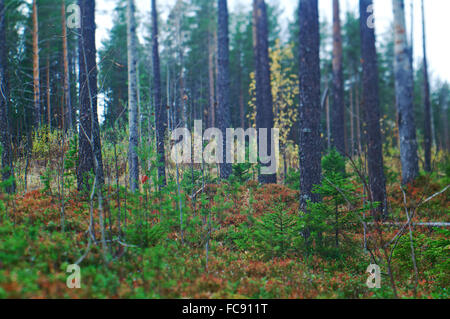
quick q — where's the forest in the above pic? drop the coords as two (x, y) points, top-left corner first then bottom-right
(0, 0), (449, 299)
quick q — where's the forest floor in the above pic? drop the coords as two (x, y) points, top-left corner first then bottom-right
(0, 168), (448, 299)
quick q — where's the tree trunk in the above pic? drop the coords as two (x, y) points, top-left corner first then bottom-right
(152, 0), (167, 187)
(78, 0), (104, 191)
(421, 0), (432, 172)
(62, 0), (73, 132)
(350, 87), (354, 157)
(393, 0), (419, 184)
(208, 33), (215, 128)
(331, 0), (345, 155)
(0, 0), (15, 193)
(32, 0), (41, 129)
(298, 0), (322, 211)
(356, 82), (362, 155)
(443, 97), (449, 152)
(46, 51), (51, 129)
(253, 0), (276, 184)
(217, 0), (232, 179)
(359, 0), (388, 219)
(127, 0), (139, 192)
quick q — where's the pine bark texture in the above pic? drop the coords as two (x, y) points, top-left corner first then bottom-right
(217, 0), (232, 179)
(392, 0), (419, 184)
(151, 0), (167, 186)
(421, 0), (432, 172)
(359, 0), (387, 219)
(298, 0), (322, 211)
(0, 0), (15, 193)
(331, 0), (345, 155)
(78, 0), (104, 191)
(32, 0), (40, 128)
(253, 0), (276, 184)
(127, 0), (139, 192)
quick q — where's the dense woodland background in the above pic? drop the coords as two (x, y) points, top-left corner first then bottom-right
(0, 0), (448, 299)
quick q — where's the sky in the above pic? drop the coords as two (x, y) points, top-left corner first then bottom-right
(96, 0), (450, 87)
(95, 0), (449, 122)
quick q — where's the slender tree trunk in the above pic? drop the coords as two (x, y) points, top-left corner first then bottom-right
(356, 82), (362, 155)
(443, 97), (449, 152)
(208, 33), (215, 128)
(46, 51), (51, 129)
(127, 0), (139, 192)
(331, 0), (345, 155)
(78, 0), (104, 191)
(0, 0), (15, 193)
(62, 0), (73, 132)
(393, 0), (419, 184)
(326, 89), (331, 150)
(217, 0), (232, 179)
(409, 0), (414, 70)
(32, 0), (40, 129)
(421, 0), (432, 172)
(350, 87), (355, 157)
(152, 0), (167, 187)
(359, 0), (388, 219)
(298, 0), (322, 212)
(253, 0), (276, 184)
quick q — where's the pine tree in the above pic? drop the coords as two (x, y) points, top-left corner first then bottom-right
(0, 0), (15, 193)
(298, 0), (322, 212)
(217, 0), (232, 179)
(253, 0), (276, 184)
(32, 0), (40, 128)
(78, 0), (104, 191)
(331, 0), (345, 155)
(421, 0), (432, 172)
(392, 0), (419, 184)
(359, 0), (387, 219)
(152, 0), (167, 187)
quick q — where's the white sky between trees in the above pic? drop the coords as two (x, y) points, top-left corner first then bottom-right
(95, 0), (449, 121)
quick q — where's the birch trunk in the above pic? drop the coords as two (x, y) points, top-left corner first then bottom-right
(127, 0), (139, 192)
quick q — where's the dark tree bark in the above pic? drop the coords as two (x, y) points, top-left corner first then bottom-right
(298, 0), (322, 211)
(152, 0), (167, 187)
(393, 0), (419, 184)
(127, 0), (139, 192)
(208, 33), (215, 129)
(421, 0), (432, 172)
(331, 0), (345, 155)
(253, 0), (276, 184)
(0, 0), (15, 193)
(359, 0), (387, 219)
(217, 0), (232, 179)
(78, 0), (104, 191)
(32, 0), (40, 128)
